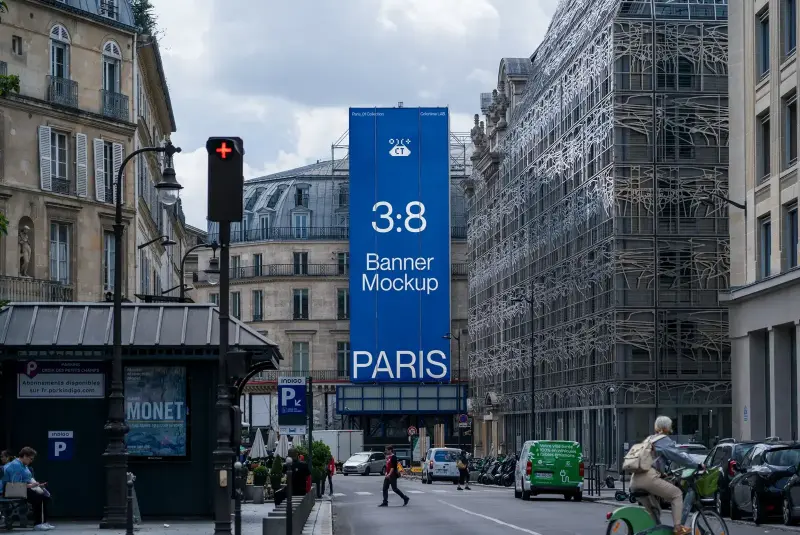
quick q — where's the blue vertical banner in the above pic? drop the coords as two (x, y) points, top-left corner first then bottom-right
(348, 107), (451, 383)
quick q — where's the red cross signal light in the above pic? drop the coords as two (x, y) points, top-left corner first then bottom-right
(206, 136), (245, 223)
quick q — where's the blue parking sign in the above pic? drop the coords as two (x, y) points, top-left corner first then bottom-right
(278, 377), (306, 416)
(48, 431), (74, 461)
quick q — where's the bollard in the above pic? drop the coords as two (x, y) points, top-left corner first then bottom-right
(285, 458), (293, 535)
(126, 477), (134, 535)
(234, 462), (243, 535)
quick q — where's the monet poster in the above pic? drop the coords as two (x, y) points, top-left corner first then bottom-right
(124, 366), (188, 457)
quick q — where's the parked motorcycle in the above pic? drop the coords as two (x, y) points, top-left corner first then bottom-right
(499, 455), (517, 487)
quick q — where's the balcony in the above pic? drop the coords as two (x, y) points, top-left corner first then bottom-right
(104, 186), (114, 204)
(229, 263), (347, 280)
(209, 225), (467, 243)
(51, 177), (75, 196)
(247, 368), (471, 383)
(47, 76), (78, 108)
(452, 263), (468, 276)
(100, 89), (129, 122)
(0, 275), (74, 303)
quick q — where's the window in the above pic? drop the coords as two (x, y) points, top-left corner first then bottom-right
(293, 252), (308, 275)
(100, 0), (118, 19)
(337, 252), (349, 275)
(786, 95), (798, 168)
(336, 341), (350, 377)
(103, 231), (115, 291)
(49, 222), (70, 284)
(12, 35), (22, 55)
(103, 141), (114, 199)
(292, 341), (310, 372)
(293, 212), (309, 239)
(209, 293), (219, 305)
(253, 253), (263, 277)
(231, 255), (242, 278)
(252, 290), (263, 321)
(759, 113), (771, 179)
(337, 288), (350, 319)
(50, 131), (69, 191)
(139, 250), (150, 293)
(759, 11), (771, 78)
(760, 216), (773, 278)
(102, 41), (121, 93)
(259, 215), (270, 239)
(293, 288), (309, 319)
(49, 25), (70, 79)
(231, 291), (241, 319)
(786, 203), (799, 268)
(295, 187), (309, 207)
(786, 0), (797, 56)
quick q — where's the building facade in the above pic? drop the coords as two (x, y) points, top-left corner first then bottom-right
(0, 0), (140, 303)
(727, 0), (800, 441)
(193, 135), (472, 450)
(467, 0), (730, 461)
(132, 33), (188, 302)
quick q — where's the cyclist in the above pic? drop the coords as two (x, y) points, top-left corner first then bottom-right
(630, 415), (704, 535)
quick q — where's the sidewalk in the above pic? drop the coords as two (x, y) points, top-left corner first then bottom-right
(302, 499), (333, 535)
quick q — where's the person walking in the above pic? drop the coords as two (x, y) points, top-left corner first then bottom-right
(323, 455), (335, 497)
(378, 446), (409, 507)
(456, 450), (471, 490)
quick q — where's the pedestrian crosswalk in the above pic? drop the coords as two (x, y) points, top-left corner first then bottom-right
(328, 488), (504, 497)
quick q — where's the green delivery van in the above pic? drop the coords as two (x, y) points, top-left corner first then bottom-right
(514, 440), (583, 501)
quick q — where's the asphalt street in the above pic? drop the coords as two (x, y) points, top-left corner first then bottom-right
(331, 474), (800, 535)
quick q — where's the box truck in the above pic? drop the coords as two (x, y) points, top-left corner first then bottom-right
(315, 430), (364, 471)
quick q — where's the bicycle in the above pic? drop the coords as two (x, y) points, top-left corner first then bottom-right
(606, 467), (729, 535)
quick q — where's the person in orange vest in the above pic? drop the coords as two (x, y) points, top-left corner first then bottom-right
(323, 455), (335, 497)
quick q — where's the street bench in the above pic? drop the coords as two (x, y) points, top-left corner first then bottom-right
(0, 498), (29, 530)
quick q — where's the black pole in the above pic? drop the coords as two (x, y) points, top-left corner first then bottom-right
(125, 476), (133, 535)
(213, 221), (233, 535)
(285, 459), (293, 535)
(529, 295), (535, 438)
(457, 334), (463, 449)
(234, 462), (242, 535)
(307, 376), (313, 475)
(101, 143), (174, 529)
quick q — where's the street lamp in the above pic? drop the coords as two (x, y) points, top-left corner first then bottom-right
(136, 235), (176, 250)
(102, 141), (181, 529)
(178, 242), (219, 300)
(511, 292), (535, 440)
(443, 332), (464, 449)
(205, 255), (221, 286)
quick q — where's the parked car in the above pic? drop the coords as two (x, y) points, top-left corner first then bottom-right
(702, 438), (761, 516)
(729, 441), (800, 524)
(342, 451), (386, 476)
(675, 443), (710, 465)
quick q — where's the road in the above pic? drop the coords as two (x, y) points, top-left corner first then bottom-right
(331, 474), (800, 535)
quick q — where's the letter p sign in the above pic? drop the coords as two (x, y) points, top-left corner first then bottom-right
(48, 431), (74, 461)
(281, 388), (295, 407)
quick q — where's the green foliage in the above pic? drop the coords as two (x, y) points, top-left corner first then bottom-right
(270, 455), (284, 490)
(0, 75), (20, 97)
(0, 212), (7, 236)
(131, 0), (158, 35)
(0, 2), (7, 14)
(294, 441), (333, 483)
(252, 464), (268, 486)
(252, 465), (268, 476)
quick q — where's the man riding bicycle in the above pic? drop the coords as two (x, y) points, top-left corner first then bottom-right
(629, 416), (704, 535)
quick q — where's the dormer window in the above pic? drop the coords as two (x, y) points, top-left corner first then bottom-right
(100, 0), (118, 19)
(295, 186), (309, 208)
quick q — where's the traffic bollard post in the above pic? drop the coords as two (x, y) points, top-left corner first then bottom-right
(234, 462), (243, 535)
(285, 458), (293, 535)
(126, 476), (134, 535)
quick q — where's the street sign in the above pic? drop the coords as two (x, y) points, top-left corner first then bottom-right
(407, 426), (417, 436)
(458, 414), (469, 428)
(278, 377), (307, 435)
(48, 430), (74, 460)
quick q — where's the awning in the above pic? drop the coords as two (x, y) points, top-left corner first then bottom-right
(0, 303), (282, 367)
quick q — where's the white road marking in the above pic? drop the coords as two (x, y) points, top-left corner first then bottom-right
(430, 489), (449, 493)
(407, 490), (425, 494)
(438, 501), (544, 535)
(333, 493), (346, 497)
(354, 491), (372, 495)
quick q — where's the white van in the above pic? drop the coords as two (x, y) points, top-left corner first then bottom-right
(422, 448), (461, 484)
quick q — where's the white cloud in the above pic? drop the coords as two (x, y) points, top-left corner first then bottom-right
(378, 0), (500, 36)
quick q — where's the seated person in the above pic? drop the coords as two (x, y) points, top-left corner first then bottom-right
(0, 447), (53, 531)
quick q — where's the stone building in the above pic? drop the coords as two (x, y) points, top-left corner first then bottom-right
(192, 135), (473, 449)
(727, 0), (800, 441)
(467, 0), (730, 460)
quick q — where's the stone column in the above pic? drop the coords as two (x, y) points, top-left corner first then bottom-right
(769, 326), (792, 438)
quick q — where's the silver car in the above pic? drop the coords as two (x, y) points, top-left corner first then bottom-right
(342, 452), (386, 476)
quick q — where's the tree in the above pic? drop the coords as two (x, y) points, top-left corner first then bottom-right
(294, 441), (333, 483)
(0, 2), (7, 13)
(131, 0), (158, 35)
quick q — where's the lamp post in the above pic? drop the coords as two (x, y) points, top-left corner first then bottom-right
(136, 235), (176, 250)
(179, 242), (219, 300)
(443, 332), (463, 449)
(101, 141), (181, 529)
(511, 292), (535, 440)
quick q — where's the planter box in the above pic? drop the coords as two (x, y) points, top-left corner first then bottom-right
(252, 486), (265, 504)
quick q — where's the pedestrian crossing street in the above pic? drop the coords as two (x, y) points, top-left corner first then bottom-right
(331, 487), (508, 498)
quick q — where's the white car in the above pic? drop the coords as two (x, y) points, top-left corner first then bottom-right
(342, 452), (386, 476)
(422, 448), (461, 484)
(675, 444), (710, 465)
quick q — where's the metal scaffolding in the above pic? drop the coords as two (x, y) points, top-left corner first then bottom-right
(467, 0), (731, 462)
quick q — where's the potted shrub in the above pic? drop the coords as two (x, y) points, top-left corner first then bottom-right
(269, 455), (284, 492)
(253, 465), (268, 487)
(295, 441), (332, 497)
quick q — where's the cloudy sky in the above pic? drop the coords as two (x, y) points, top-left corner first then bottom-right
(149, 0), (559, 229)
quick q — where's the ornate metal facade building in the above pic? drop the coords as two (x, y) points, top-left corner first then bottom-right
(467, 0), (731, 461)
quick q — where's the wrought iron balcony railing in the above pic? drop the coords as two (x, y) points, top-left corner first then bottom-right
(51, 178), (74, 196)
(208, 225), (467, 243)
(0, 275), (74, 302)
(246, 368), (471, 383)
(100, 89), (129, 121)
(227, 263), (347, 280)
(47, 76), (78, 108)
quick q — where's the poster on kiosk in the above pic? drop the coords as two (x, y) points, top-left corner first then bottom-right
(348, 107), (451, 383)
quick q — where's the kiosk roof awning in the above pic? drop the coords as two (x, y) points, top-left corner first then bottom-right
(0, 303), (282, 365)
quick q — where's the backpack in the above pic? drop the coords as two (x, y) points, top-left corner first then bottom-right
(622, 435), (666, 474)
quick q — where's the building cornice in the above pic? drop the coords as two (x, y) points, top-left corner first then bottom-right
(1, 94), (136, 136)
(25, 0), (137, 34)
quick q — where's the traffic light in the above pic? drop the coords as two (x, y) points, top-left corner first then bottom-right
(206, 136), (244, 223)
